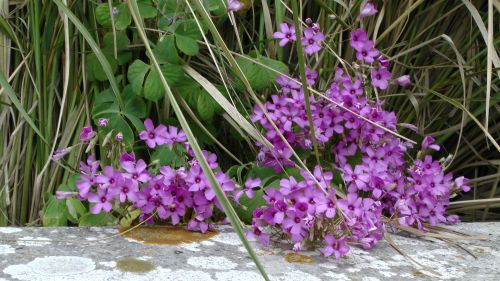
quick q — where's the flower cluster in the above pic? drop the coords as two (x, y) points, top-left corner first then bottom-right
(74, 119), (237, 232)
(249, 3), (470, 259)
(273, 18), (325, 55)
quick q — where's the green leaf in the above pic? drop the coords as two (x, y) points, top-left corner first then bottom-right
(86, 52), (118, 82)
(235, 55), (288, 91)
(160, 63), (184, 86)
(204, 0), (226, 16)
(197, 93), (215, 121)
(43, 198), (68, 226)
(158, 0), (177, 16)
(95, 3), (131, 30)
(79, 212), (117, 227)
(66, 198), (87, 223)
(153, 35), (179, 64)
(102, 31), (132, 65)
(120, 209), (142, 227)
(123, 85), (147, 118)
(137, 0), (158, 18)
(103, 31), (130, 51)
(144, 69), (163, 101)
(175, 19), (204, 39)
(151, 144), (184, 167)
(247, 166), (278, 181)
(128, 59), (150, 95)
(175, 35), (199, 56)
(108, 115), (134, 144)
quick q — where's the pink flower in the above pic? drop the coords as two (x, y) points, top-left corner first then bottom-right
(322, 235), (349, 259)
(394, 75), (411, 87)
(370, 67), (392, 90)
(98, 118), (108, 127)
(115, 132), (123, 142)
(88, 188), (118, 214)
(246, 226), (269, 246)
(358, 2), (378, 19)
(139, 119), (168, 148)
(454, 176), (471, 192)
(52, 148), (70, 161)
(273, 23), (296, 47)
(165, 126), (186, 148)
(355, 41), (379, 63)
(301, 28), (324, 55)
(421, 136), (440, 151)
(80, 126), (95, 141)
(349, 28), (369, 51)
(227, 0), (243, 12)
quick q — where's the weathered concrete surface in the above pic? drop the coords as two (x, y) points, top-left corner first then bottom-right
(0, 223), (499, 281)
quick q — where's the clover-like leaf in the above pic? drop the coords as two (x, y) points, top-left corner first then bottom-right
(95, 3), (131, 30)
(128, 59), (150, 95)
(235, 54), (288, 91)
(85, 53), (118, 82)
(153, 35), (179, 64)
(175, 35), (199, 56)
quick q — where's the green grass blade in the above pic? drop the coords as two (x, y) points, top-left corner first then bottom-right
(0, 71), (47, 144)
(126, 1), (270, 280)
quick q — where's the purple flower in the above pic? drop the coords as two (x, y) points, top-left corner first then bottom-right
(88, 188), (117, 214)
(95, 166), (122, 189)
(263, 201), (286, 225)
(276, 75), (301, 94)
(52, 148), (70, 161)
(454, 176), (471, 192)
(98, 118), (108, 127)
(280, 176), (301, 196)
(80, 126), (95, 141)
(186, 165), (209, 192)
(301, 28), (324, 55)
(421, 136), (440, 151)
(322, 235), (349, 259)
(371, 68), (392, 90)
(188, 218), (210, 233)
(204, 171), (235, 200)
(349, 28), (369, 51)
(445, 215), (460, 224)
(121, 159), (151, 182)
(55, 191), (76, 200)
(227, 0), (243, 12)
(164, 203), (186, 225)
(305, 67), (318, 86)
(263, 188), (283, 204)
(316, 191), (336, 218)
(235, 177), (261, 201)
(358, 2), (378, 19)
(139, 119), (168, 148)
(116, 177), (139, 203)
(246, 226), (269, 246)
(337, 193), (364, 219)
(282, 210), (307, 238)
(165, 126), (186, 148)
(115, 132), (123, 142)
(394, 75), (411, 87)
(342, 165), (370, 192)
(111, 7), (119, 16)
(273, 23), (296, 47)
(120, 152), (135, 163)
(355, 41), (379, 63)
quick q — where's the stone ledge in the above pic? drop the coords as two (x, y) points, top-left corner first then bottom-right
(0, 223), (499, 280)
